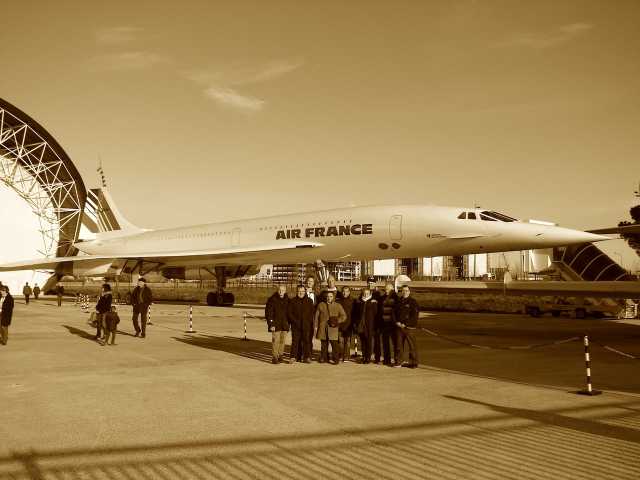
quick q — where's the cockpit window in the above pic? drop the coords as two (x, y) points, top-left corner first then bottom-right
(482, 211), (517, 222)
(457, 212), (466, 219)
(467, 212), (477, 220)
(479, 213), (497, 221)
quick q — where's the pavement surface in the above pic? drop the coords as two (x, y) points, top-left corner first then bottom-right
(1, 298), (639, 479)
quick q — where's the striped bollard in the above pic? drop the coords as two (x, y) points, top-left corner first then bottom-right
(147, 304), (153, 326)
(185, 305), (196, 333)
(242, 312), (248, 341)
(577, 335), (602, 396)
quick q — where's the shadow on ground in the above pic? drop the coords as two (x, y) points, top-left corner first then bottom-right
(3, 398), (640, 480)
(174, 334), (277, 364)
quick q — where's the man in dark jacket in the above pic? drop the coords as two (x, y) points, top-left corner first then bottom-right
(0, 286), (15, 345)
(287, 284), (315, 363)
(265, 285), (290, 364)
(131, 278), (153, 338)
(366, 276), (384, 363)
(355, 288), (378, 364)
(337, 286), (355, 362)
(395, 285), (420, 368)
(379, 283), (399, 366)
(23, 282), (32, 305)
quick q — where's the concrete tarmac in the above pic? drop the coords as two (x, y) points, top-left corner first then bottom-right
(1, 298), (639, 479)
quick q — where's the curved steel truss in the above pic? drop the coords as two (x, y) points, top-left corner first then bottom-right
(0, 98), (87, 257)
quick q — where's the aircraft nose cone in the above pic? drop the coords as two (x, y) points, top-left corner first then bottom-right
(538, 227), (609, 246)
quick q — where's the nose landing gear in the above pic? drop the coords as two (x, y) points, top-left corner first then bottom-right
(206, 266), (235, 306)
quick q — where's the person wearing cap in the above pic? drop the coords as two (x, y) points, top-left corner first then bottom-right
(131, 278), (153, 338)
(395, 285), (420, 368)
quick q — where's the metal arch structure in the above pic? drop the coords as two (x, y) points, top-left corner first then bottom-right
(0, 98), (87, 258)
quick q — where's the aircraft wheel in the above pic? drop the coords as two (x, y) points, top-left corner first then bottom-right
(206, 291), (219, 306)
(222, 292), (235, 306)
(551, 310), (561, 317)
(575, 308), (586, 319)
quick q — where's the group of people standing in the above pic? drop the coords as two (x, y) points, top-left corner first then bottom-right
(265, 275), (420, 368)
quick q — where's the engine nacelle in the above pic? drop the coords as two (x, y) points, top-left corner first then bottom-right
(56, 260), (120, 278)
(161, 267), (216, 280)
(161, 265), (260, 281)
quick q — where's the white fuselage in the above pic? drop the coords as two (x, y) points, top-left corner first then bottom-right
(74, 205), (604, 268)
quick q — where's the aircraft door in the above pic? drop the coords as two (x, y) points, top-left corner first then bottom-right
(389, 215), (403, 240)
(232, 228), (241, 246)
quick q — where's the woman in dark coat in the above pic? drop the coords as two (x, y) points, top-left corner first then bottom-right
(95, 284), (113, 344)
(0, 286), (15, 345)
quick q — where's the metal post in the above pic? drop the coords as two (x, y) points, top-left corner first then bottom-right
(577, 335), (602, 396)
(355, 336), (359, 357)
(243, 312), (248, 341)
(185, 305), (196, 333)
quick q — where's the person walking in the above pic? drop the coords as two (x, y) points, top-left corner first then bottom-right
(23, 282), (32, 305)
(337, 285), (355, 362)
(265, 285), (290, 364)
(131, 278), (153, 338)
(95, 284), (113, 344)
(355, 288), (378, 364)
(33, 284), (41, 300)
(0, 286), (15, 345)
(395, 285), (420, 368)
(287, 285), (315, 363)
(315, 291), (346, 364)
(55, 283), (64, 307)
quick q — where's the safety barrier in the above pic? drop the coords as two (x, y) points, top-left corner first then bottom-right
(147, 304), (153, 325)
(185, 305), (196, 334)
(242, 311), (266, 341)
(419, 327), (581, 351)
(577, 335), (601, 396)
(418, 327), (639, 396)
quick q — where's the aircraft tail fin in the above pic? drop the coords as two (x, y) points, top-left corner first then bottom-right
(84, 188), (143, 235)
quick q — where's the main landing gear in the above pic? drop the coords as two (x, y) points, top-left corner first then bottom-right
(206, 266), (235, 307)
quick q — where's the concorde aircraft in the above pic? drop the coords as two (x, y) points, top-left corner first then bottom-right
(0, 188), (607, 306)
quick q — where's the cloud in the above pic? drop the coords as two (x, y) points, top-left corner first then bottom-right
(186, 59), (304, 87)
(185, 58), (304, 112)
(89, 51), (169, 71)
(203, 86), (265, 112)
(95, 26), (141, 45)
(495, 22), (593, 49)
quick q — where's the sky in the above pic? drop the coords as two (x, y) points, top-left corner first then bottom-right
(0, 0), (639, 271)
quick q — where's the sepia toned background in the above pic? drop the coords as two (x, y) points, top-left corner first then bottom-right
(1, 0), (639, 287)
